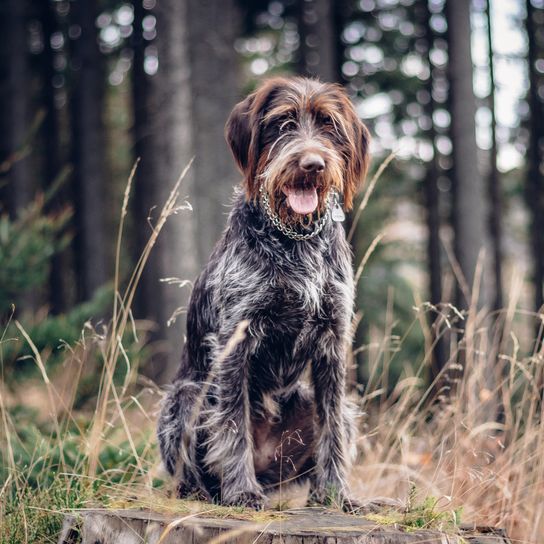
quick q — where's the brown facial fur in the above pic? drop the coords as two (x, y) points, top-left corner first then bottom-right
(225, 77), (371, 224)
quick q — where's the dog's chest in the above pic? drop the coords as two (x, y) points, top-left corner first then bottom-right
(250, 243), (331, 389)
(274, 241), (328, 315)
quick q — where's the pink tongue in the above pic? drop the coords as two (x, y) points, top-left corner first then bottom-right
(284, 187), (318, 214)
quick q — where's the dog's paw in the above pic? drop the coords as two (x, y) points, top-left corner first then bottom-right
(340, 496), (363, 513)
(307, 487), (338, 508)
(307, 492), (359, 513)
(307, 483), (354, 512)
(176, 480), (212, 502)
(349, 497), (405, 515)
(223, 490), (268, 510)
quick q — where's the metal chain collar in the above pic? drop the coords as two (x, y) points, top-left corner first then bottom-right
(259, 183), (331, 241)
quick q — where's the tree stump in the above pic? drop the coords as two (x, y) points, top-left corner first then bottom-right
(58, 507), (511, 544)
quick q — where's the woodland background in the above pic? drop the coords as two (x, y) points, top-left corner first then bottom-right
(1, 1), (544, 542)
(1, 0), (544, 382)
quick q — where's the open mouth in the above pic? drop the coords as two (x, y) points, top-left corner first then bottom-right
(282, 186), (319, 215)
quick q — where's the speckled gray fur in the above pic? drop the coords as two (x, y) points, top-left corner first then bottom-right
(157, 191), (357, 508)
(157, 77), (369, 510)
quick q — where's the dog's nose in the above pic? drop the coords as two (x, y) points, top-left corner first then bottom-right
(300, 153), (325, 173)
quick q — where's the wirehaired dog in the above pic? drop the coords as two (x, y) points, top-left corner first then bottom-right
(157, 77), (370, 510)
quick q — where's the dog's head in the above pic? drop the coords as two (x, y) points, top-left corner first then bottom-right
(225, 77), (370, 224)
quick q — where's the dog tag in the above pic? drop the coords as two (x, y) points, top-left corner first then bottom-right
(331, 195), (345, 222)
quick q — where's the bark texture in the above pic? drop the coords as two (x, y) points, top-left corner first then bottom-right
(70, 0), (108, 301)
(132, 0), (242, 382)
(445, 0), (493, 311)
(40, 0), (66, 313)
(0, 0), (33, 216)
(419, 0), (446, 378)
(187, 0), (242, 263)
(134, 0), (198, 383)
(526, 0), (544, 318)
(57, 508), (511, 544)
(298, 0), (339, 83)
(485, 0), (503, 313)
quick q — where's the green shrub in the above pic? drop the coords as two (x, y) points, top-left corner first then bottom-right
(1, 285), (113, 380)
(0, 195), (71, 313)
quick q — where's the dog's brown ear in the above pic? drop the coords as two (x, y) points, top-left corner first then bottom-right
(226, 79), (290, 201)
(225, 93), (261, 199)
(343, 111), (371, 211)
(225, 95), (254, 173)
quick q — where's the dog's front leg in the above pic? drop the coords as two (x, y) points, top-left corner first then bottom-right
(204, 330), (266, 509)
(308, 329), (352, 509)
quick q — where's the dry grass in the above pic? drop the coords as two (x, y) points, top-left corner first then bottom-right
(348, 272), (544, 542)
(1, 158), (543, 543)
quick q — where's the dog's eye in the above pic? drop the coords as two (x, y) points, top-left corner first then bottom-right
(278, 115), (296, 132)
(317, 113), (333, 126)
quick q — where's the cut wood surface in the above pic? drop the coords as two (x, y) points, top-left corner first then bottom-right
(58, 507), (511, 544)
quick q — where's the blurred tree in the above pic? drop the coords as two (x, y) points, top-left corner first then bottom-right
(485, 0), (503, 313)
(131, 0), (151, 291)
(418, 0), (447, 378)
(0, 0), (39, 316)
(298, 0), (342, 82)
(341, 1), (434, 385)
(70, 0), (109, 302)
(525, 0), (544, 322)
(0, 0), (33, 218)
(132, 0), (198, 383)
(445, 0), (493, 311)
(187, 0), (243, 263)
(39, 0), (67, 313)
(132, 0), (243, 382)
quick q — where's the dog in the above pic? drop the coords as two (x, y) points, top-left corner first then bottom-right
(157, 77), (370, 510)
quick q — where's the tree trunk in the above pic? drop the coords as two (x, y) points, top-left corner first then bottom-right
(40, 0), (66, 314)
(70, 0), (108, 302)
(58, 508), (512, 544)
(187, 0), (242, 263)
(133, 0), (198, 383)
(298, 0), (339, 83)
(0, 0), (37, 316)
(131, 0), (152, 316)
(132, 0), (242, 382)
(445, 0), (499, 418)
(419, 0), (447, 381)
(525, 0), (544, 322)
(445, 0), (493, 311)
(0, 0), (33, 217)
(485, 0), (503, 313)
